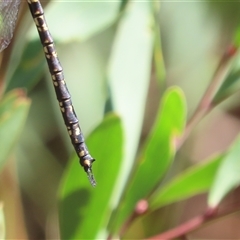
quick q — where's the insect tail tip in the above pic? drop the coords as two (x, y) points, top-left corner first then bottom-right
(86, 168), (97, 187)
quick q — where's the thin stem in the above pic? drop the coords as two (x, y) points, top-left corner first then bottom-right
(147, 205), (240, 240)
(119, 200), (149, 238)
(176, 47), (237, 149)
(109, 46), (238, 240)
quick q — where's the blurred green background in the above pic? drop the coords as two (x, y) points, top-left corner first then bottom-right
(1, 0), (240, 239)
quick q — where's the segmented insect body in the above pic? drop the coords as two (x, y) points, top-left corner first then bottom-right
(0, 0), (96, 186)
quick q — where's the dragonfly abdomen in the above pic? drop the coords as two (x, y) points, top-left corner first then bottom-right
(27, 0), (96, 186)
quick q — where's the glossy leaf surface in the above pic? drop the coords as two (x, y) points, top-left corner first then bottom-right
(108, 0), (154, 206)
(108, 87), (186, 234)
(59, 114), (123, 239)
(149, 155), (222, 210)
(208, 136), (240, 207)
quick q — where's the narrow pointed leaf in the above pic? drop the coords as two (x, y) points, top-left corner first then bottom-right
(213, 65), (240, 103)
(59, 113), (123, 239)
(149, 155), (222, 210)
(208, 136), (240, 207)
(108, 87), (186, 234)
(108, 0), (154, 206)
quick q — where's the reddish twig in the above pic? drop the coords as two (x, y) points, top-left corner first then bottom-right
(108, 46), (238, 240)
(119, 200), (149, 238)
(176, 46), (237, 149)
(147, 204), (240, 240)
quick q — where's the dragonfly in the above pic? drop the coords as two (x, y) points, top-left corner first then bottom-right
(0, 0), (96, 186)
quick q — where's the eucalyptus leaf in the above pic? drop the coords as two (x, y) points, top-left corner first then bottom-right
(208, 136), (240, 207)
(108, 87), (186, 234)
(149, 155), (222, 210)
(108, 0), (154, 207)
(59, 113), (123, 239)
(213, 55), (240, 103)
(152, 1), (166, 84)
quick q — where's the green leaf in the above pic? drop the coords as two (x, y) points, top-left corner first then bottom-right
(0, 90), (30, 170)
(119, 0), (129, 11)
(213, 57), (240, 103)
(108, 87), (186, 234)
(149, 155), (222, 210)
(0, 203), (5, 239)
(108, 0), (154, 205)
(233, 26), (240, 48)
(208, 136), (240, 207)
(59, 113), (123, 239)
(5, 40), (45, 93)
(28, 2), (121, 42)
